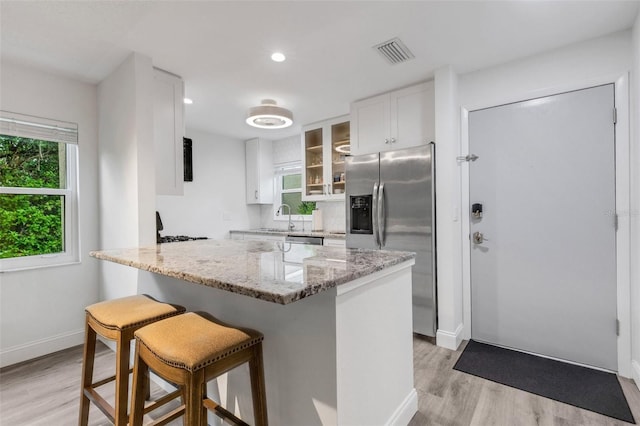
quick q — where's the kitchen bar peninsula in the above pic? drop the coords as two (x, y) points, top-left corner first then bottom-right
(91, 239), (417, 425)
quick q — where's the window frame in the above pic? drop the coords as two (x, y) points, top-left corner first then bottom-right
(0, 116), (80, 272)
(273, 163), (312, 223)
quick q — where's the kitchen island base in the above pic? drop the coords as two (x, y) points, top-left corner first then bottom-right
(137, 260), (416, 425)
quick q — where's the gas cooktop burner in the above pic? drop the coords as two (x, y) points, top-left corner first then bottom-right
(158, 235), (208, 244)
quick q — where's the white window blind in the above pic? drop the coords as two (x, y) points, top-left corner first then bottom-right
(0, 110), (78, 144)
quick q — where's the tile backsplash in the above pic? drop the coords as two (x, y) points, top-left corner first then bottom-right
(259, 201), (345, 233)
(316, 201), (345, 232)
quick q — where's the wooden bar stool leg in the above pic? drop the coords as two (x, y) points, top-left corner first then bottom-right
(78, 323), (97, 426)
(184, 370), (205, 426)
(249, 343), (269, 426)
(114, 333), (131, 426)
(129, 341), (148, 426)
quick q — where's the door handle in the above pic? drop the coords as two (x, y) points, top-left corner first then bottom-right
(472, 231), (488, 244)
(254, 190), (258, 200)
(378, 183), (386, 246)
(372, 182), (380, 246)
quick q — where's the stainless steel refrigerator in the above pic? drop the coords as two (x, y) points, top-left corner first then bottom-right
(345, 144), (436, 336)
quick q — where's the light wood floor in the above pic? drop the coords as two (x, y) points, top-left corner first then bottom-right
(1, 337), (639, 425)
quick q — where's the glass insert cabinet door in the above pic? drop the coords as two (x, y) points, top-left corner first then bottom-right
(302, 115), (349, 201)
(304, 127), (324, 197)
(331, 121), (349, 196)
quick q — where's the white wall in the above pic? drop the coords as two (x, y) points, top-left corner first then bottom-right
(97, 53), (156, 300)
(440, 30), (636, 375)
(0, 62), (100, 367)
(631, 14), (640, 387)
(156, 128), (259, 238)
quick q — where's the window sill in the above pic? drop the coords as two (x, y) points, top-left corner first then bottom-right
(0, 255), (81, 273)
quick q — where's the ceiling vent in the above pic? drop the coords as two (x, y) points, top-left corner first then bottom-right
(373, 37), (415, 65)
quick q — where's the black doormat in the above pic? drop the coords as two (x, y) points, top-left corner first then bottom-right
(453, 340), (635, 423)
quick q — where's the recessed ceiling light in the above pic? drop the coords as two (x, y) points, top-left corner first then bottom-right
(246, 99), (293, 129)
(271, 52), (286, 62)
(183, 98), (193, 104)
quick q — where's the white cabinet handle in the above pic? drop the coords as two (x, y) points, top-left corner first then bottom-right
(254, 190), (258, 199)
(390, 137), (396, 144)
(384, 138), (390, 144)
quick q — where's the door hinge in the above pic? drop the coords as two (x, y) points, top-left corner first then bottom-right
(616, 319), (620, 336)
(613, 107), (617, 124)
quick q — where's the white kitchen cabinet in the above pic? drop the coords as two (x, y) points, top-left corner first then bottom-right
(350, 81), (435, 156)
(302, 115), (349, 202)
(153, 68), (185, 195)
(245, 138), (273, 204)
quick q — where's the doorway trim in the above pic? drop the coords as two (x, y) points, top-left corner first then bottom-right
(459, 73), (631, 377)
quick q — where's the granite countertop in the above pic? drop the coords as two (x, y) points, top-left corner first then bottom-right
(90, 240), (414, 305)
(230, 229), (347, 239)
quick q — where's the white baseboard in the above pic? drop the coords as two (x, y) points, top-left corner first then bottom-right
(436, 323), (464, 351)
(385, 388), (418, 426)
(632, 359), (640, 391)
(0, 328), (84, 368)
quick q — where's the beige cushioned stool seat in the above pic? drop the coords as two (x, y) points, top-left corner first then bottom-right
(85, 294), (184, 331)
(135, 312), (264, 372)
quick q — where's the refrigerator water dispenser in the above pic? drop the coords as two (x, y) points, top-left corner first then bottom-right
(350, 195), (373, 234)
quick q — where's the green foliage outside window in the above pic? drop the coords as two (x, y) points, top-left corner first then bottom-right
(0, 135), (65, 259)
(280, 173), (315, 215)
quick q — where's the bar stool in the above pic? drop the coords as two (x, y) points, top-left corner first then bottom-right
(79, 294), (186, 426)
(129, 312), (268, 426)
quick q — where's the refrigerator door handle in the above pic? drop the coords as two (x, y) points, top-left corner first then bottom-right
(372, 182), (380, 246)
(378, 182), (386, 247)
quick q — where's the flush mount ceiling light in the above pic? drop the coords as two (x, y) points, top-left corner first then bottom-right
(246, 99), (293, 129)
(271, 52), (286, 62)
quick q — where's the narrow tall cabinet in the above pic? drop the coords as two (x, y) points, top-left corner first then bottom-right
(245, 138), (273, 204)
(302, 115), (349, 201)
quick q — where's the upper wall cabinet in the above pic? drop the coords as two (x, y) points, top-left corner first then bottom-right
(302, 115), (349, 202)
(154, 68), (185, 195)
(246, 138), (273, 204)
(350, 81), (435, 156)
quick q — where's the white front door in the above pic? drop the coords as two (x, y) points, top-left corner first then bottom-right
(469, 84), (617, 370)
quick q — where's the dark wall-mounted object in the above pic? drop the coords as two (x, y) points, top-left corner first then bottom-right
(472, 203), (483, 219)
(183, 137), (193, 181)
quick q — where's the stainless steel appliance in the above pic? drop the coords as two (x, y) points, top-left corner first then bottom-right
(285, 235), (324, 246)
(346, 144), (436, 336)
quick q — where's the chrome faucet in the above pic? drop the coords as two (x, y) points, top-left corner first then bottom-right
(276, 204), (295, 231)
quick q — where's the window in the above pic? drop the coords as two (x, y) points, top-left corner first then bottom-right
(0, 111), (79, 271)
(274, 164), (315, 220)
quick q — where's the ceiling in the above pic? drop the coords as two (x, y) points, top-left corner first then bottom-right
(1, 1), (639, 140)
